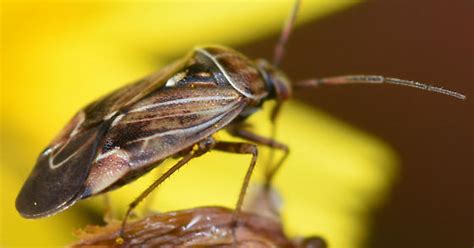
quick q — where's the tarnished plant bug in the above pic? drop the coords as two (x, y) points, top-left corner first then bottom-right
(16, 0), (465, 244)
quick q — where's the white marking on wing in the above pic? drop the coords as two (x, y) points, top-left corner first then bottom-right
(104, 110), (118, 120)
(131, 104), (236, 144)
(48, 143), (80, 170)
(122, 104), (235, 125)
(48, 112), (87, 169)
(69, 112), (85, 137)
(165, 72), (186, 87)
(129, 95), (236, 113)
(110, 113), (125, 127)
(94, 148), (129, 162)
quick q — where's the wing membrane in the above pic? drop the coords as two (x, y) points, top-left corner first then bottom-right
(83, 58), (187, 128)
(16, 120), (107, 218)
(16, 58), (188, 218)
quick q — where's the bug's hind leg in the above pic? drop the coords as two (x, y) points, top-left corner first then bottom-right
(117, 137), (215, 242)
(211, 141), (259, 247)
(140, 169), (164, 216)
(229, 127), (289, 188)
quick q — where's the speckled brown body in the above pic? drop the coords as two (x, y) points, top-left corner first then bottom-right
(16, 45), (292, 218)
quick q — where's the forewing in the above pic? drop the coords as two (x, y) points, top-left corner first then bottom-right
(84, 86), (247, 195)
(16, 112), (109, 218)
(16, 58), (187, 218)
(83, 58), (187, 128)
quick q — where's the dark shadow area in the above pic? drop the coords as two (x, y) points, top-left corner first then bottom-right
(240, 1), (473, 247)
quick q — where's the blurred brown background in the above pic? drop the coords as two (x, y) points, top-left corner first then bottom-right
(240, 1), (472, 247)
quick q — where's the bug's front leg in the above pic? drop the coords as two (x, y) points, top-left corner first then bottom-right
(228, 126), (289, 188)
(117, 137), (215, 242)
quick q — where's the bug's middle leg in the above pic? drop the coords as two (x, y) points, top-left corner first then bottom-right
(211, 141), (258, 233)
(140, 168), (165, 216)
(229, 127), (289, 188)
(211, 141), (258, 247)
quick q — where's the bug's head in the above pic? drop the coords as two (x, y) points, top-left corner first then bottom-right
(252, 0), (299, 124)
(256, 59), (292, 103)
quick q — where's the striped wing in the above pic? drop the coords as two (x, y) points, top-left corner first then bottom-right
(82, 59), (187, 128)
(82, 85), (247, 195)
(16, 59), (187, 218)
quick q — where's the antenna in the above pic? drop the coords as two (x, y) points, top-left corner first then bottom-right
(273, 0), (301, 67)
(295, 75), (466, 100)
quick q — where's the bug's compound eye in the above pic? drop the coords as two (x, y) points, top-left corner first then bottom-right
(255, 59), (292, 102)
(272, 70), (292, 101)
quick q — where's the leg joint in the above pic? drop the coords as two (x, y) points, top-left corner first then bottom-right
(240, 143), (258, 156)
(195, 137), (216, 156)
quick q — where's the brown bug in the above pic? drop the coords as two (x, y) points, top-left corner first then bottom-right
(16, 0), (465, 239)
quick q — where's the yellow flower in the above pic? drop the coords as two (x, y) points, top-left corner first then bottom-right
(1, 1), (396, 247)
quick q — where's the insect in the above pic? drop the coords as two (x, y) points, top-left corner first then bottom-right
(16, 0), (465, 239)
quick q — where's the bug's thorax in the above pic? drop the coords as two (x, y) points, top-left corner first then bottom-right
(195, 46), (268, 101)
(195, 46), (292, 104)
